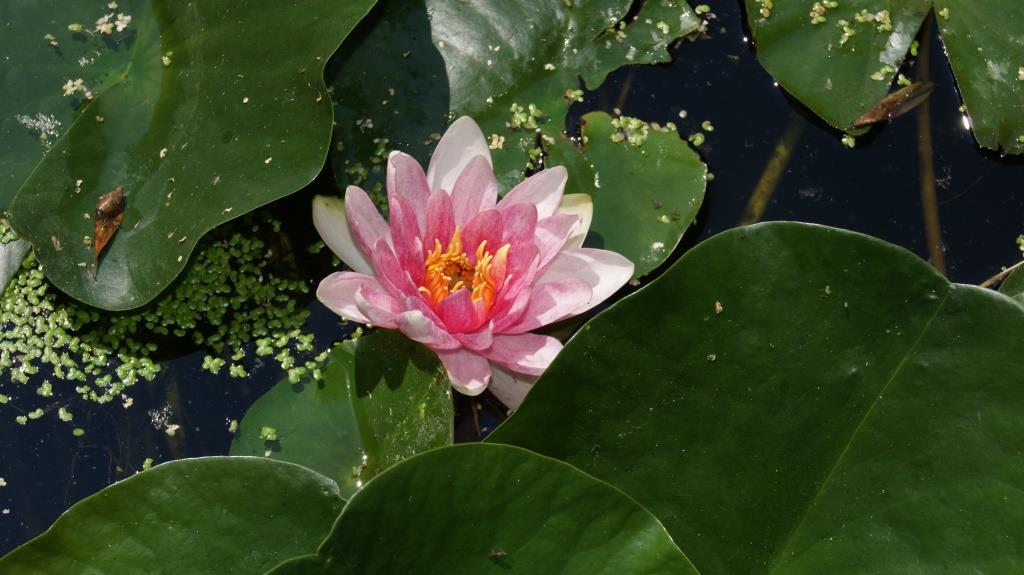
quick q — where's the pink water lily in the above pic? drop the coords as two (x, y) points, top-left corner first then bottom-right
(314, 117), (633, 409)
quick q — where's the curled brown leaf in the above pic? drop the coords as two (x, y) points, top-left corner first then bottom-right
(92, 186), (125, 279)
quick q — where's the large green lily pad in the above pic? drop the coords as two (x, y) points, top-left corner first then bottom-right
(744, 0), (1024, 153)
(3, 0), (377, 310)
(230, 330), (453, 497)
(1, 1), (139, 207)
(328, 0), (706, 276)
(265, 444), (698, 574)
(0, 457), (344, 574)
(490, 222), (1024, 573)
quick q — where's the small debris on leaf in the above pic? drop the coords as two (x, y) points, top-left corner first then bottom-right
(92, 186), (125, 279)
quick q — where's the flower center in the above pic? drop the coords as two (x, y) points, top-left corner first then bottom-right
(419, 228), (509, 310)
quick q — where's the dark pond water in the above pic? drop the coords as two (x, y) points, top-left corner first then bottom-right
(2, 0), (1022, 555)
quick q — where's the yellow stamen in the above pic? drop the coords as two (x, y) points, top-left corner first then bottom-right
(418, 227), (509, 311)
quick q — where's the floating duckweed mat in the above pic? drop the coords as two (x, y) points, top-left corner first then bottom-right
(0, 211), (331, 427)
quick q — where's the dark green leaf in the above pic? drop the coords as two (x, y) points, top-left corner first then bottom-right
(265, 555), (327, 575)
(998, 265), (1024, 304)
(230, 330), (453, 497)
(0, 239), (30, 296)
(744, 1), (1024, 153)
(267, 444), (698, 575)
(491, 222), (1024, 573)
(4, 0), (377, 310)
(0, 457), (344, 573)
(1, 2), (139, 207)
(328, 0), (705, 276)
(935, 1), (1024, 153)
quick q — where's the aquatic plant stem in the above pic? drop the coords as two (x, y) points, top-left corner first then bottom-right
(614, 70), (635, 111)
(739, 115), (803, 225)
(914, 14), (946, 276)
(979, 259), (1024, 289)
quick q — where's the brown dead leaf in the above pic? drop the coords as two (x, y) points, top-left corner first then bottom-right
(92, 186), (124, 278)
(852, 81), (935, 128)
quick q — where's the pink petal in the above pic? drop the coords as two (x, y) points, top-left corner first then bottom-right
(312, 195), (374, 276)
(482, 333), (562, 376)
(435, 288), (486, 334)
(488, 365), (537, 411)
(316, 272), (382, 324)
(450, 155), (498, 227)
(455, 322), (494, 351)
(425, 189), (455, 251)
(397, 309), (460, 350)
(403, 295), (462, 342)
(500, 202), (538, 250)
(371, 237), (419, 299)
(497, 167), (567, 219)
(345, 186), (392, 256)
(461, 209), (503, 263)
(534, 213), (581, 271)
(556, 193), (592, 251)
(426, 117), (492, 195)
(387, 152), (431, 234)
(499, 278), (592, 334)
(353, 282), (402, 329)
(438, 348), (491, 396)
(536, 248), (634, 316)
(491, 288), (531, 333)
(489, 250), (539, 320)
(386, 194), (425, 285)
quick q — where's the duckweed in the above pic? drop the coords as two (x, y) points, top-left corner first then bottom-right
(610, 115), (677, 147)
(507, 102), (546, 130)
(0, 210), (326, 426)
(259, 426), (279, 441)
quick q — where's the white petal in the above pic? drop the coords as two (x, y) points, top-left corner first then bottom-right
(426, 116), (492, 194)
(397, 310), (461, 350)
(536, 248), (634, 316)
(488, 365), (537, 412)
(498, 167), (567, 219)
(556, 194), (593, 250)
(312, 195), (374, 275)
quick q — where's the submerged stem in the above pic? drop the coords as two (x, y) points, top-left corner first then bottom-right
(979, 259), (1024, 289)
(614, 70), (635, 111)
(739, 114), (804, 225)
(914, 14), (946, 276)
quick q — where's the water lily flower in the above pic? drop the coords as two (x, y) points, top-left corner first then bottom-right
(314, 117), (633, 409)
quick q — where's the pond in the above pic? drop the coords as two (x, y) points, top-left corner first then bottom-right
(1, 0), (1023, 567)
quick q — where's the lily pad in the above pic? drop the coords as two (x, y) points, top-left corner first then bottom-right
(744, 0), (1024, 153)
(490, 222), (1024, 573)
(548, 112), (706, 275)
(230, 330), (453, 497)
(0, 238), (30, 296)
(0, 457), (344, 573)
(265, 444), (698, 575)
(999, 266), (1024, 304)
(0, 1), (139, 207)
(328, 0), (706, 276)
(3, 0), (377, 310)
